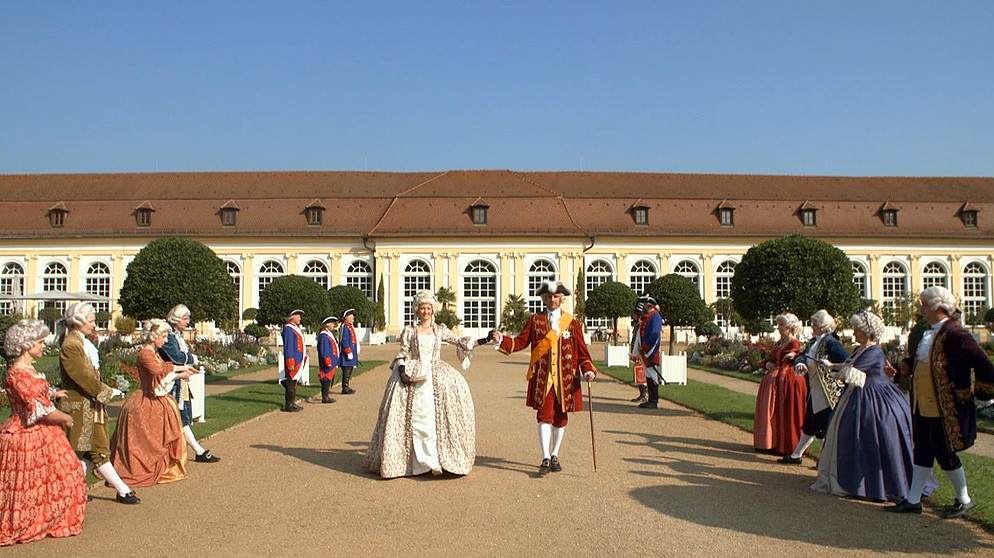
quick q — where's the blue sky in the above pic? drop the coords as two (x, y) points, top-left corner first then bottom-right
(2, 1), (992, 176)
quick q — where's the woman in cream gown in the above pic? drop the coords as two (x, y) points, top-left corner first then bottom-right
(364, 290), (489, 478)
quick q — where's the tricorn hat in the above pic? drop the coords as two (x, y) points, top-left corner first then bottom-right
(287, 309), (304, 319)
(342, 308), (356, 319)
(321, 316), (340, 325)
(536, 280), (571, 297)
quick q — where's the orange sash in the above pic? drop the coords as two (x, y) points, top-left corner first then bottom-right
(527, 312), (575, 380)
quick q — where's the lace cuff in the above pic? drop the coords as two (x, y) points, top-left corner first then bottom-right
(838, 365), (866, 388)
(25, 398), (55, 426)
(154, 372), (179, 397)
(455, 335), (475, 370)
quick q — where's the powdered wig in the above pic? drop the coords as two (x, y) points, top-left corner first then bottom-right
(4, 319), (50, 358)
(850, 309), (886, 341)
(413, 289), (439, 310)
(809, 310), (837, 334)
(141, 318), (171, 343)
(166, 304), (191, 326)
(920, 285), (958, 316)
(63, 302), (95, 330)
(775, 313), (803, 336)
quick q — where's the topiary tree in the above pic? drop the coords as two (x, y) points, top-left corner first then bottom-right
(585, 281), (638, 345)
(647, 274), (714, 354)
(372, 275), (386, 332)
(499, 293), (530, 335)
(326, 285), (373, 326)
(731, 234), (859, 330)
(118, 238), (238, 324)
(257, 275), (331, 330)
(573, 269), (586, 326)
(710, 298), (743, 329)
(695, 321), (723, 339)
(243, 322), (270, 340)
(434, 286), (461, 329)
(113, 315), (138, 336)
(37, 306), (62, 331)
(242, 308), (259, 321)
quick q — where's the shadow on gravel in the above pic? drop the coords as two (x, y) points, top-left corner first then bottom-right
(476, 454), (542, 476)
(251, 443), (371, 478)
(619, 433), (994, 553)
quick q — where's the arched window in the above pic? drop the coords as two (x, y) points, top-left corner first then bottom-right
(628, 260), (657, 297)
(527, 259), (557, 314)
(258, 260), (285, 295)
(403, 259), (433, 324)
(226, 260), (242, 315)
(851, 261), (869, 299)
(345, 260), (373, 299)
(714, 260), (737, 326)
(462, 260), (497, 329)
(674, 260), (701, 287)
(42, 262), (68, 314)
(921, 261), (949, 290)
(881, 261), (908, 312)
(302, 259), (330, 289)
(962, 262), (990, 322)
(85, 262), (112, 328)
(0, 262), (25, 315)
(586, 259), (614, 329)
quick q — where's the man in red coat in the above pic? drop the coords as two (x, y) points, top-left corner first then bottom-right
(493, 280), (597, 475)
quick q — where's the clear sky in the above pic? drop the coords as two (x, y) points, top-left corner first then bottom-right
(2, 1), (992, 177)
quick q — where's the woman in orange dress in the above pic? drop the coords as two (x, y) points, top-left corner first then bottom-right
(110, 319), (197, 487)
(754, 313), (804, 452)
(1, 319), (86, 546)
(770, 313), (806, 455)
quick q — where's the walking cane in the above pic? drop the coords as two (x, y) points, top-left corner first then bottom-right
(586, 378), (597, 472)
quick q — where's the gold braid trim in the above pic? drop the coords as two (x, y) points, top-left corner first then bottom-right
(930, 331), (965, 453)
(976, 380), (994, 400)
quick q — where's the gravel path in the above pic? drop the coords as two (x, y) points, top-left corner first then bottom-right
(13, 344), (994, 557)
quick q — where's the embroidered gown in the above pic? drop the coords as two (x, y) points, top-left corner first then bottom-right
(363, 324), (476, 478)
(109, 347), (188, 487)
(754, 338), (802, 451)
(1, 364), (86, 546)
(812, 345), (935, 502)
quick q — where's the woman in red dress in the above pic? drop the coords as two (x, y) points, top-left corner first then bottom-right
(110, 319), (197, 487)
(770, 313), (805, 455)
(1, 319), (87, 546)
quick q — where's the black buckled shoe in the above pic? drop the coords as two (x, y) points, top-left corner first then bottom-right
(116, 491), (141, 505)
(942, 499), (975, 519)
(777, 456), (802, 465)
(884, 499), (922, 514)
(195, 450), (221, 463)
(539, 458), (551, 475)
(549, 455), (562, 472)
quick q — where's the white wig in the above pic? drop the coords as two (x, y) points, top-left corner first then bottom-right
(141, 318), (171, 343)
(413, 289), (439, 310)
(850, 309), (886, 341)
(810, 310), (837, 333)
(166, 304), (191, 326)
(63, 302), (95, 329)
(4, 319), (50, 357)
(775, 312), (803, 336)
(920, 285), (958, 315)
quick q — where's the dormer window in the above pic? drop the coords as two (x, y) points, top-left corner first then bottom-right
(630, 200), (649, 226)
(469, 197), (489, 226)
(881, 209), (898, 227)
(800, 208), (817, 227)
(221, 208), (238, 227)
(304, 200), (325, 226)
(47, 203), (69, 228)
(133, 201), (155, 228)
(716, 200), (735, 227)
(960, 202), (979, 229)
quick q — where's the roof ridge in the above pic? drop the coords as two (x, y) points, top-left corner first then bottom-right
(367, 171), (451, 235)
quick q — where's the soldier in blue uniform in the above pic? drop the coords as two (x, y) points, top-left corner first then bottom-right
(279, 309), (308, 412)
(339, 308), (360, 394)
(317, 316), (341, 404)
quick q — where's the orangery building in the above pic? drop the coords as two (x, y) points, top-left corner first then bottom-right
(0, 170), (992, 339)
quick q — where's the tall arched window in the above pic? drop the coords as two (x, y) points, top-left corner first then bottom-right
(586, 259), (614, 329)
(921, 261), (949, 290)
(527, 259), (557, 314)
(463, 260), (497, 329)
(403, 259), (433, 324)
(628, 259), (657, 297)
(962, 262), (990, 321)
(258, 260), (285, 296)
(302, 259), (330, 289)
(852, 261), (869, 299)
(42, 262), (68, 313)
(881, 261), (908, 311)
(714, 260), (737, 326)
(674, 260), (701, 288)
(0, 262), (24, 315)
(345, 260), (373, 299)
(85, 262), (111, 328)
(226, 260), (242, 315)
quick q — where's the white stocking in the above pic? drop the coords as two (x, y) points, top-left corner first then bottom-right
(537, 422), (552, 459)
(551, 426), (565, 458)
(96, 462), (132, 497)
(907, 465), (933, 504)
(946, 467), (971, 504)
(790, 434), (815, 459)
(184, 426), (206, 455)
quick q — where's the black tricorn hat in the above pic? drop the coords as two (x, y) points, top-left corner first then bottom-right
(536, 280), (571, 297)
(287, 309), (304, 319)
(321, 316), (340, 325)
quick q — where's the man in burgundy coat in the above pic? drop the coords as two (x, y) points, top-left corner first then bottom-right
(493, 280), (597, 475)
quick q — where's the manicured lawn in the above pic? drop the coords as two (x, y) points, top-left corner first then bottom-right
(601, 365), (994, 532)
